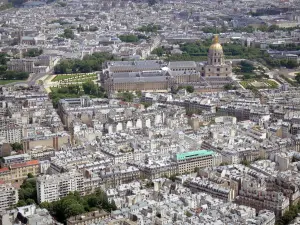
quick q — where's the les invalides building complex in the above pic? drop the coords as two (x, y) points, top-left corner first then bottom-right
(101, 35), (233, 93)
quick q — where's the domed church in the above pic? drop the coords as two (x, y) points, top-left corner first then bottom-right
(199, 35), (232, 77)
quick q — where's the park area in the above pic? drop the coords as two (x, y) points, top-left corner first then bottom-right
(51, 73), (97, 83)
(240, 79), (279, 89)
(0, 79), (22, 85)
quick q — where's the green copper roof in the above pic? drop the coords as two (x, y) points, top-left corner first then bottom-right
(176, 150), (215, 160)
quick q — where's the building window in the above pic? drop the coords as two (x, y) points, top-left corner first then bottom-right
(217, 68), (220, 72)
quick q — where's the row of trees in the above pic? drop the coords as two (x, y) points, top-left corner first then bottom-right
(10, 142), (23, 151)
(136, 24), (161, 33)
(49, 81), (107, 108)
(40, 190), (117, 223)
(0, 3), (13, 11)
(77, 25), (98, 33)
(240, 61), (255, 73)
(54, 53), (115, 74)
(269, 43), (300, 51)
(264, 57), (299, 69)
(117, 91), (135, 102)
(0, 53), (9, 66)
(0, 53), (28, 81)
(16, 177), (37, 207)
(60, 29), (75, 39)
(23, 49), (43, 58)
(276, 201), (300, 225)
(151, 46), (174, 56)
(153, 39), (297, 70)
(49, 19), (70, 25)
(118, 34), (139, 43)
(179, 41), (264, 60)
(16, 176), (116, 224)
(224, 83), (238, 90)
(202, 26), (228, 34)
(295, 73), (300, 84)
(0, 71), (29, 80)
(233, 24), (299, 33)
(202, 24), (299, 34)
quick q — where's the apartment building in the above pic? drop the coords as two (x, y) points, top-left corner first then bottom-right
(36, 171), (84, 203)
(172, 150), (221, 174)
(0, 182), (19, 211)
(6, 54), (57, 74)
(0, 160), (39, 182)
(1, 154), (31, 168)
(0, 204), (62, 225)
(236, 178), (290, 217)
(184, 177), (236, 202)
(66, 210), (110, 225)
(0, 119), (22, 143)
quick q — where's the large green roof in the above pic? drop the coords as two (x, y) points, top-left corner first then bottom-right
(176, 150), (215, 160)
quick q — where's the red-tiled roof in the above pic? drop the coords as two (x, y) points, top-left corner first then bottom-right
(0, 167), (9, 173)
(10, 160), (39, 169)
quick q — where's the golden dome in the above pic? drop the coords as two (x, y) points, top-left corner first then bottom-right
(209, 35), (223, 51)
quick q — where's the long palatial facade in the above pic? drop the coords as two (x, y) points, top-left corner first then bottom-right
(101, 35), (233, 93)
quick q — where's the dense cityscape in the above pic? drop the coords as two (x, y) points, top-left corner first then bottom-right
(0, 0), (300, 224)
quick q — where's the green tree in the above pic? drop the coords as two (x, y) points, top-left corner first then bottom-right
(26, 198), (35, 205)
(224, 83), (238, 90)
(16, 200), (27, 207)
(89, 26), (98, 32)
(27, 173), (34, 178)
(23, 49), (43, 57)
(77, 25), (85, 33)
(186, 86), (194, 93)
(141, 102), (152, 108)
(57, 1), (67, 7)
(295, 73), (300, 84)
(241, 160), (250, 167)
(17, 178), (38, 207)
(118, 91), (134, 102)
(110, 199), (117, 211)
(185, 211), (193, 217)
(0, 53), (8, 65)
(118, 35), (139, 43)
(0, 3), (13, 11)
(285, 60), (299, 69)
(54, 53), (114, 74)
(0, 71), (29, 81)
(11, 142), (23, 151)
(64, 203), (85, 219)
(240, 61), (255, 73)
(60, 29), (75, 39)
(82, 81), (97, 95)
(151, 47), (164, 56)
(136, 24), (161, 33)
(148, 0), (157, 6)
(135, 90), (142, 97)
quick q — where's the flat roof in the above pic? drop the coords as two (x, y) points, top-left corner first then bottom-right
(176, 150), (214, 160)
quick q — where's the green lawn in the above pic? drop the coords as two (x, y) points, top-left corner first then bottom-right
(266, 80), (279, 88)
(240, 80), (253, 89)
(52, 73), (97, 82)
(240, 79), (278, 89)
(0, 80), (23, 85)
